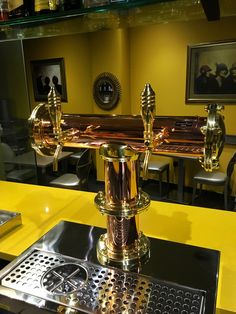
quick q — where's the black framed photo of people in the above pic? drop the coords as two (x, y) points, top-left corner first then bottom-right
(186, 40), (236, 103)
(31, 58), (67, 102)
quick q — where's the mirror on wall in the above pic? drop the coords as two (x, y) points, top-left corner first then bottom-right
(0, 18), (235, 211)
(0, 40), (38, 185)
(93, 72), (121, 111)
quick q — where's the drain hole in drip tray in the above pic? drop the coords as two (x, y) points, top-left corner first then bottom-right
(41, 263), (88, 295)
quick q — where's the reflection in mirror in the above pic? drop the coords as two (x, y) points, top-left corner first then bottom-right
(0, 40), (37, 184)
(99, 80), (114, 104)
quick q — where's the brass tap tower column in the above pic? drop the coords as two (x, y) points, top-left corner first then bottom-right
(95, 142), (150, 270)
(95, 83), (156, 270)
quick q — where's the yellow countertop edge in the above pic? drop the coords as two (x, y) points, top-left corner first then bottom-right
(0, 181), (236, 313)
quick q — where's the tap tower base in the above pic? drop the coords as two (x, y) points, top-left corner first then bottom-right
(95, 142), (150, 271)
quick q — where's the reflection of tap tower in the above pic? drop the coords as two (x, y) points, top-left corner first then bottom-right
(29, 84), (225, 271)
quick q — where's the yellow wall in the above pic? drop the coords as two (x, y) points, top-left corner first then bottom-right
(23, 29), (130, 115)
(130, 16), (236, 131)
(87, 29), (130, 179)
(89, 28), (130, 114)
(23, 16), (236, 131)
(23, 33), (93, 113)
(23, 29), (130, 180)
(23, 16), (236, 193)
(129, 16), (236, 193)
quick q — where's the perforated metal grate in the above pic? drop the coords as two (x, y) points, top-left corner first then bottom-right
(1, 250), (205, 313)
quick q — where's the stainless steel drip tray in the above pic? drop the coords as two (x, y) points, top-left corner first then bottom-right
(0, 249), (206, 314)
(0, 209), (22, 237)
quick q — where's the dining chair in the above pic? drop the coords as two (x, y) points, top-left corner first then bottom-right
(67, 148), (86, 169)
(0, 142), (36, 183)
(140, 153), (170, 197)
(49, 148), (92, 191)
(192, 152), (236, 210)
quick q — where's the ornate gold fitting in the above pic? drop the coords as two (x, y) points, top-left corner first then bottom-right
(95, 142), (150, 271)
(28, 87), (74, 170)
(199, 104), (225, 172)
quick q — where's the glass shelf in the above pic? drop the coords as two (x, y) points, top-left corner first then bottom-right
(1, 0), (235, 41)
(0, 0), (172, 27)
(0, 0), (205, 41)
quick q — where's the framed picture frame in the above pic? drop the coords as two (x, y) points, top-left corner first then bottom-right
(93, 72), (121, 110)
(186, 40), (236, 103)
(31, 58), (67, 102)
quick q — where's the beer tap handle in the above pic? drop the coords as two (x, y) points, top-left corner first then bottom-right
(46, 87), (63, 171)
(141, 83), (156, 147)
(142, 148), (152, 180)
(47, 87), (62, 135)
(200, 104), (225, 171)
(53, 144), (62, 172)
(141, 83), (156, 179)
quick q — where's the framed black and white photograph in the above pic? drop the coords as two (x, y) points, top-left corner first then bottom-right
(186, 40), (236, 103)
(31, 58), (67, 102)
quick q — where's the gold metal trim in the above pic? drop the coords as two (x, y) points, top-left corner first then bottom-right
(96, 232), (150, 271)
(95, 189), (150, 217)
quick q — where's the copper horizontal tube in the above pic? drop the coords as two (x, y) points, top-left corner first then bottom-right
(62, 114), (206, 139)
(31, 111), (206, 157)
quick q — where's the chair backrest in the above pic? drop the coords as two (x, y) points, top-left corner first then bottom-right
(0, 142), (15, 172)
(77, 148), (91, 165)
(75, 149), (92, 190)
(227, 152), (236, 178)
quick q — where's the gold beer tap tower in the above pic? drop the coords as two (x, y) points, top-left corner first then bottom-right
(29, 84), (225, 271)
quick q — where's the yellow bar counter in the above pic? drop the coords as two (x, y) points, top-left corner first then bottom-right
(0, 181), (235, 314)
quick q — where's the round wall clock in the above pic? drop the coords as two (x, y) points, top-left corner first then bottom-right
(93, 72), (121, 110)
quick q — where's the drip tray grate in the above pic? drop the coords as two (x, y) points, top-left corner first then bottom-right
(1, 250), (205, 313)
